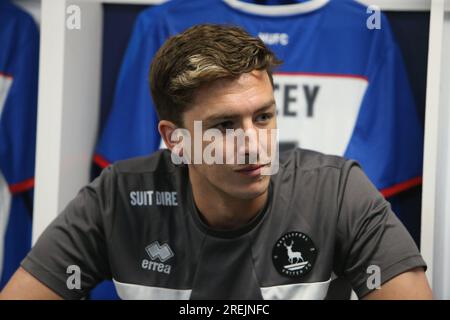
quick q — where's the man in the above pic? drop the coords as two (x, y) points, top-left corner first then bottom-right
(0, 24), (432, 300)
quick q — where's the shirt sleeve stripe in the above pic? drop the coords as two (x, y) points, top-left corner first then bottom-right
(93, 154), (111, 169)
(380, 176), (423, 198)
(9, 177), (34, 194)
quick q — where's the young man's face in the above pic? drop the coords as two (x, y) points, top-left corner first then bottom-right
(182, 69), (277, 200)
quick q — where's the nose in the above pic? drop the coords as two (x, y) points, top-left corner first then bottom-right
(236, 118), (259, 164)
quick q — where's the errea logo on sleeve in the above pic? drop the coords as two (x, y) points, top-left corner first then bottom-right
(130, 190), (178, 207)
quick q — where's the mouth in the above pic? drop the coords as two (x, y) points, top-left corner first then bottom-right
(234, 163), (270, 177)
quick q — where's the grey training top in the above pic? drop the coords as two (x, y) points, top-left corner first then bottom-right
(21, 148), (426, 299)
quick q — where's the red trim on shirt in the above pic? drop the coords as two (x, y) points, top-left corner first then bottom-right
(94, 154), (111, 169)
(381, 176), (423, 198)
(0, 72), (13, 79)
(274, 71), (369, 82)
(9, 178), (35, 194)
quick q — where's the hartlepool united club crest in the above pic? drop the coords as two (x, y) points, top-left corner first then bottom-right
(272, 231), (317, 278)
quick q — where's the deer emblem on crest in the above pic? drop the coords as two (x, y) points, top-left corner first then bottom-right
(284, 240), (304, 264)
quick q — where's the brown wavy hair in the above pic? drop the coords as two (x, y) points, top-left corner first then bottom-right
(149, 24), (282, 126)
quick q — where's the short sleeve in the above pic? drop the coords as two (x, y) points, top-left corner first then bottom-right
(94, 8), (167, 167)
(0, 12), (39, 189)
(344, 23), (424, 196)
(20, 166), (117, 299)
(333, 161), (427, 298)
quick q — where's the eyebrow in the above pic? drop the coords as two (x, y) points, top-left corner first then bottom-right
(204, 99), (276, 124)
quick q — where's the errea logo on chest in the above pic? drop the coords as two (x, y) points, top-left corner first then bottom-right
(141, 241), (174, 275)
(130, 190), (178, 207)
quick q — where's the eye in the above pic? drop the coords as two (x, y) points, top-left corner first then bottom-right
(213, 120), (234, 131)
(255, 112), (274, 124)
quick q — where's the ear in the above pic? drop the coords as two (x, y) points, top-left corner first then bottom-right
(158, 120), (179, 152)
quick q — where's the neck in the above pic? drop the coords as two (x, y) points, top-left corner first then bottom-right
(189, 171), (268, 231)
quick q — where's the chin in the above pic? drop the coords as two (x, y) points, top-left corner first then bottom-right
(227, 176), (270, 200)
